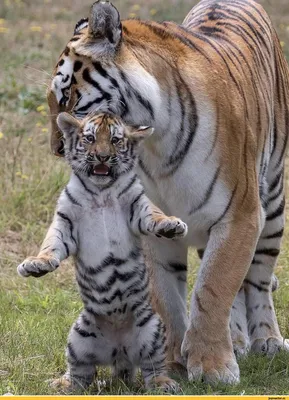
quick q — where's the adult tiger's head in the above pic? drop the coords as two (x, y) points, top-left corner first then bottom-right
(47, 0), (165, 157)
(57, 111), (153, 186)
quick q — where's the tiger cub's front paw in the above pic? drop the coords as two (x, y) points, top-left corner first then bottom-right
(17, 255), (59, 278)
(151, 217), (188, 239)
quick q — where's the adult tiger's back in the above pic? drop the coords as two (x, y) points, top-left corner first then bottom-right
(47, 0), (289, 385)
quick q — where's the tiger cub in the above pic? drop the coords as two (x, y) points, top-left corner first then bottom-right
(17, 111), (187, 392)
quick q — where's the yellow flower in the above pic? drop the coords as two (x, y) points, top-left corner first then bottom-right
(0, 19), (6, 25)
(280, 41), (285, 48)
(41, 111), (47, 117)
(28, 137), (32, 142)
(129, 12), (136, 18)
(0, 27), (9, 33)
(16, 171), (21, 177)
(36, 121), (43, 127)
(150, 8), (158, 16)
(30, 26), (43, 32)
(21, 175), (28, 180)
(36, 105), (46, 112)
(41, 128), (48, 133)
(131, 4), (140, 11)
(0, 132), (4, 139)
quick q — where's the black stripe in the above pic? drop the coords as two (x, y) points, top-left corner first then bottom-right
(162, 22), (212, 63)
(129, 190), (145, 223)
(75, 173), (98, 195)
(82, 68), (111, 101)
(268, 170), (283, 193)
(74, 323), (97, 338)
(236, 323), (242, 332)
(63, 242), (69, 258)
(250, 324), (256, 335)
(162, 71), (198, 175)
(138, 218), (147, 235)
(67, 342), (77, 361)
(168, 262), (187, 271)
(117, 174), (137, 198)
(74, 60), (83, 72)
(263, 228), (284, 240)
(57, 211), (76, 245)
(65, 186), (82, 206)
(268, 180), (284, 203)
(266, 198), (285, 221)
(138, 158), (155, 182)
(255, 248), (280, 257)
(82, 314), (91, 325)
(259, 321), (272, 330)
(244, 279), (269, 292)
(189, 167), (220, 214)
(137, 311), (154, 327)
(119, 70), (154, 120)
(209, 185), (237, 231)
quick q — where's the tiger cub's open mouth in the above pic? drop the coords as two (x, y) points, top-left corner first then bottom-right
(92, 164), (110, 176)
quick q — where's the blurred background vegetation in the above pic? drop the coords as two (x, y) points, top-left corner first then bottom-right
(0, 0), (289, 395)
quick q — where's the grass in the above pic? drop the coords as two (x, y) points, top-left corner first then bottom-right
(0, 0), (289, 395)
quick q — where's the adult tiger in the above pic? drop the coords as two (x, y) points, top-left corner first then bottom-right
(47, 0), (289, 385)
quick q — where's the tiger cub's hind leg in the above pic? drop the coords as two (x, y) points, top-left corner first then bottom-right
(230, 287), (250, 357)
(51, 312), (100, 392)
(138, 312), (179, 393)
(245, 179), (289, 355)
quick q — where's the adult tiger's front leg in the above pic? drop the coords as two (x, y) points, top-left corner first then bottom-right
(182, 211), (262, 384)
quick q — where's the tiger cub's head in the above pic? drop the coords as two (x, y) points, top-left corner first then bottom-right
(57, 112), (153, 186)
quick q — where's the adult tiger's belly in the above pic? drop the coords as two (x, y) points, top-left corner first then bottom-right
(137, 147), (231, 249)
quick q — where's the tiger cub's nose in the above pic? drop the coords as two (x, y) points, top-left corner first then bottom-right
(96, 153), (110, 162)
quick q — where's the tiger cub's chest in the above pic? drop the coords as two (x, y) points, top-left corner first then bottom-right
(77, 201), (132, 262)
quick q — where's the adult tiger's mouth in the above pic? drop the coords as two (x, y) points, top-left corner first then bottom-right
(92, 164), (110, 176)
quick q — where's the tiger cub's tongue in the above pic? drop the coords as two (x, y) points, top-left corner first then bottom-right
(93, 164), (110, 176)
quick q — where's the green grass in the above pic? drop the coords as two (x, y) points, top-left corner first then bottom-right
(1, 0), (289, 395)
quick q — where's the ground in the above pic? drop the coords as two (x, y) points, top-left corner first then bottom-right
(0, 0), (289, 395)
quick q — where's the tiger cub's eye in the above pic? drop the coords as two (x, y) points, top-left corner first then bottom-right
(85, 134), (95, 143)
(111, 137), (122, 145)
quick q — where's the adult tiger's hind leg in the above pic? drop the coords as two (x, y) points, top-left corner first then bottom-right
(143, 236), (188, 375)
(198, 249), (250, 358)
(245, 176), (289, 355)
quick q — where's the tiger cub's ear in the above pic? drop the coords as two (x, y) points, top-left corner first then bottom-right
(57, 113), (81, 139)
(87, 1), (122, 57)
(127, 126), (154, 144)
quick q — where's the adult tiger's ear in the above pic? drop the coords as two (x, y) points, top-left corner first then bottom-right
(127, 126), (154, 144)
(57, 112), (81, 140)
(82, 1), (122, 58)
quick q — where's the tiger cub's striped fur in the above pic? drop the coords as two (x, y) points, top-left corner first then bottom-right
(17, 112), (187, 392)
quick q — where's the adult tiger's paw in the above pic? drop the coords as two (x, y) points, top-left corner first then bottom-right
(147, 376), (180, 393)
(17, 255), (59, 278)
(182, 328), (240, 385)
(149, 217), (188, 239)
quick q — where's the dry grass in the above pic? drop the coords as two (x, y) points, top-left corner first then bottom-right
(0, 0), (289, 395)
